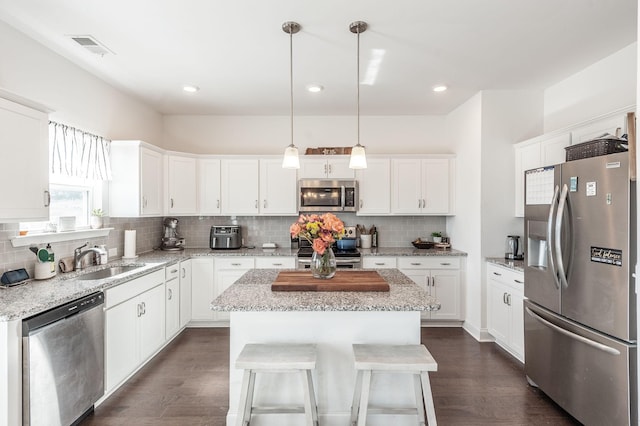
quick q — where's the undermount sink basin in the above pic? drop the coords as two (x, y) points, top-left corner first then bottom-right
(76, 265), (143, 280)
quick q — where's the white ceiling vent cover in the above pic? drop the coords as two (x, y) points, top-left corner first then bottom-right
(69, 35), (113, 56)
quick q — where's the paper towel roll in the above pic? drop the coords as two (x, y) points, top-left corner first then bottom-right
(123, 230), (137, 258)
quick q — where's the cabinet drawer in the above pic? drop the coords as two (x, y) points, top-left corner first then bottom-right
(362, 257), (397, 269)
(215, 257), (255, 269)
(255, 257), (295, 269)
(106, 269), (165, 308)
(487, 264), (524, 287)
(397, 257), (460, 270)
(165, 263), (180, 281)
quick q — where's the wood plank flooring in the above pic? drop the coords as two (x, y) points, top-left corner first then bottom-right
(82, 327), (580, 425)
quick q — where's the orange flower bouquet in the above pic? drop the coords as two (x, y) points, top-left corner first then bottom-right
(290, 213), (345, 278)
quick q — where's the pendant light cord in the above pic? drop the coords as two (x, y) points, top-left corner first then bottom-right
(356, 27), (360, 146)
(289, 27), (294, 148)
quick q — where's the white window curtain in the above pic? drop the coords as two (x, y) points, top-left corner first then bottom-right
(49, 121), (112, 180)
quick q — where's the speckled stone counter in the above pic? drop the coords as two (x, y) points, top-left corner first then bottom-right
(360, 247), (467, 257)
(211, 268), (441, 312)
(486, 257), (524, 272)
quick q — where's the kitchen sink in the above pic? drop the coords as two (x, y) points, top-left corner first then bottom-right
(76, 265), (143, 280)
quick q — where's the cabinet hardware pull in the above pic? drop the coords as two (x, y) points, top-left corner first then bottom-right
(168, 289), (172, 300)
(418, 199), (421, 208)
(217, 199), (220, 209)
(171, 269), (178, 273)
(141, 302), (146, 315)
(170, 198), (174, 208)
(493, 271), (502, 276)
(514, 279), (524, 284)
(137, 303), (142, 317)
(182, 268), (186, 279)
(255, 200), (258, 209)
(440, 262), (451, 266)
(375, 262), (385, 266)
(360, 199), (363, 208)
(272, 263), (283, 266)
(410, 262), (422, 266)
(263, 200), (267, 208)
(422, 199), (426, 208)
(324, 164), (327, 174)
(44, 190), (51, 207)
(506, 294), (511, 306)
(232, 263), (241, 266)
(503, 293), (507, 304)
(431, 277), (435, 287)
(328, 164), (332, 174)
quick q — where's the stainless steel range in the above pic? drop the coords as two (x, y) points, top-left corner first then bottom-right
(296, 239), (361, 269)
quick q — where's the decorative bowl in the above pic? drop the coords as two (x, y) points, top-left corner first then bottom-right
(412, 240), (435, 249)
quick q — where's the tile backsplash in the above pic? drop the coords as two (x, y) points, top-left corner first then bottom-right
(0, 214), (446, 277)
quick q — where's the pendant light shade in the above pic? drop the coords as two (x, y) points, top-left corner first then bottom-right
(349, 21), (367, 169)
(282, 21), (301, 169)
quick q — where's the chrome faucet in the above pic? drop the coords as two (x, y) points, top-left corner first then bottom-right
(74, 242), (107, 270)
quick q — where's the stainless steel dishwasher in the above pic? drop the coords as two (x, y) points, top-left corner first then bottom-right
(22, 291), (105, 426)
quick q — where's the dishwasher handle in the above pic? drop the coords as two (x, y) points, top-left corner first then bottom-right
(22, 291), (104, 336)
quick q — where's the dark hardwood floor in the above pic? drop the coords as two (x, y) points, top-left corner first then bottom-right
(82, 327), (579, 425)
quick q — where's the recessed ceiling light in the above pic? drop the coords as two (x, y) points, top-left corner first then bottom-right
(432, 85), (448, 93)
(306, 84), (324, 93)
(183, 85), (199, 93)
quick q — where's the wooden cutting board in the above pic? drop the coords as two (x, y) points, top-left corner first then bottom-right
(272, 270), (390, 292)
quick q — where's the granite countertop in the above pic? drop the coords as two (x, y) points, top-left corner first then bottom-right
(359, 247), (467, 257)
(486, 257), (524, 272)
(211, 268), (441, 312)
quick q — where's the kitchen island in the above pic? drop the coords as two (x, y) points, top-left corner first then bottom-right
(211, 268), (440, 426)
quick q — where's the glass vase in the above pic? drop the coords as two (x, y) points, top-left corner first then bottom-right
(311, 247), (337, 279)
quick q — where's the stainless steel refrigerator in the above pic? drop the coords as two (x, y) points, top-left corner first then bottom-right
(524, 151), (637, 425)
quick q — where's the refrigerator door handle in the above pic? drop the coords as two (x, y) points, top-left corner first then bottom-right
(525, 307), (621, 356)
(555, 183), (570, 289)
(547, 185), (560, 290)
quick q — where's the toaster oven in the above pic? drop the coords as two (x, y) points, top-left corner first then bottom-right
(210, 226), (242, 249)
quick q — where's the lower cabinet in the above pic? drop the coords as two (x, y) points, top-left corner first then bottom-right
(214, 258), (255, 321)
(397, 257), (462, 321)
(191, 257), (215, 322)
(362, 257), (397, 269)
(165, 264), (181, 339)
(255, 256), (296, 269)
(179, 259), (192, 328)
(104, 270), (166, 393)
(487, 263), (524, 362)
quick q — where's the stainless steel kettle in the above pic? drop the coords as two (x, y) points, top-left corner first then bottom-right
(505, 235), (523, 260)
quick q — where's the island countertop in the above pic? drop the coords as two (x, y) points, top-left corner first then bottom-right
(211, 268), (440, 312)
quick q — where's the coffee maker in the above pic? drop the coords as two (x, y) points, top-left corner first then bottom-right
(161, 217), (185, 251)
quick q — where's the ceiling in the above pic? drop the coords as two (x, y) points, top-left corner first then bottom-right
(0, 0), (637, 116)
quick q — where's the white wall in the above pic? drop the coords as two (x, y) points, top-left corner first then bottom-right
(162, 115), (448, 154)
(0, 21), (163, 143)
(544, 42), (637, 133)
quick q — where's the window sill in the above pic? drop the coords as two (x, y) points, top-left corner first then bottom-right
(10, 228), (113, 248)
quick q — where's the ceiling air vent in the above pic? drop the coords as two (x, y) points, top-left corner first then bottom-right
(69, 35), (113, 56)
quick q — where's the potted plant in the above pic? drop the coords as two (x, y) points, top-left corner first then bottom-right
(90, 208), (104, 229)
(431, 231), (442, 243)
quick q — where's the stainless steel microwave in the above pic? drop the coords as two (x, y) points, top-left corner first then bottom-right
(298, 179), (358, 212)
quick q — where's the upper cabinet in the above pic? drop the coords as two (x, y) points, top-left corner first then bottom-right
(513, 111), (629, 217)
(167, 153), (198, 215)
(198, 158), (221, 215)
(259, 159), (297, 215)
(0, 96), (50, 222)
(221, 159), (260, 215)
(391, 158), (454, 215)
(356, 158), (391, 215)
(299, 156), (354, 179)
(110, 141), (164, 217)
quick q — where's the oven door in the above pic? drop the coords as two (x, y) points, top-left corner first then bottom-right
(297, 257), (361, 269)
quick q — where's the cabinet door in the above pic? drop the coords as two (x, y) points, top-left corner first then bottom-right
(514, 142), (541, 217)
(221, 159), (259, 215)
(165, 279), (180, 339)
(362, 257), (396, 269)
(487, 276), (510, 345)
(357, 158), (391, 215)
(421, 159), (450, 214)
(570, 114), (626, 143)
(299, 158), (329, 179)
(509, 287), (525, 360)
(540, 133), (571, 166)
(168, 155), (197, 215)
(0, 98), (49, 221)
(327, 157), (354, 179)
(105, 298), (138, 392)
(179, 260), (192, 328)
(430, 269), (460, 320)
(139, 284), (166, 361)
(191, 258), (215, 321)
(391, 159), (422, 214)
(140, 148), (164, 216)
(259, 159), (297, 215)
(198, 158), (221, 215)
(255, 257), (296, 269)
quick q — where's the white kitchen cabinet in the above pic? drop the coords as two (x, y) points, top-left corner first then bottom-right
(221, 159), (259, 215)
(398, 257), (461, 321)
(104, 270), (166, 392)
(362, 256), (397, 269)
(487, 263), (524, 362)
(198, 158), (221, 215)
(179, 259), (192, 329)
(255, 256), (296, 269)
(570, 113), (626, 143)
(110, 141), (164, 217)
(356, 158), (391, 215)
(165, 264), (181, 339)
(214, 257), (254, 321)
(191, 257), (215, 323)
(299, 156), (354, 179)
(0, 96), (49, 222)
(391, 158), (453, 215)
(167, 153), (198, 215)
(259, 159), (297, 215)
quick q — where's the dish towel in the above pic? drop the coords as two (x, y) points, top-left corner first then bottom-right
(58, 257), (75, 273)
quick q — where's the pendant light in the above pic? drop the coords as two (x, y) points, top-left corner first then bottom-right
(282, 21), (301, 169)
(349, 21), (367, 169)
